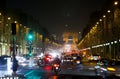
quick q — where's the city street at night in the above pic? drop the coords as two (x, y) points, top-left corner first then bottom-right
(0, 61), (99, 78)
(1, 58), (120, 79)
(0, 0), (120, 79)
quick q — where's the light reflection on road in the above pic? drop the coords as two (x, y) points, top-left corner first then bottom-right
(44, 65), (51, 71)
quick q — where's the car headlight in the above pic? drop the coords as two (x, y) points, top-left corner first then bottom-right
(76, 60), (80, 64)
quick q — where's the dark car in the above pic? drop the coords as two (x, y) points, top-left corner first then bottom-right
(72, 56), (82, 65)
(96, 58), (119, 75)
(0, 55), (11, 65)
(0, 55), (11, 70)
(97, 58), (115, 66)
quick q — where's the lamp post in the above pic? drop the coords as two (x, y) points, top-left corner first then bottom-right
(11, 23), (19, 75)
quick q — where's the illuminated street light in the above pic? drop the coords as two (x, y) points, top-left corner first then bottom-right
(99, 19), (102, 21)
(8, 17), (11, 20)
(114, 1), (118, 5)
(103, 15), (106, 18)
(20, 24), (22, 26)
(79, 32), (81, 34)
(96, 22), (99, 25)
(14, 21), (17, 23)
(95, 24), (97, 27)
(107, 10), (111, 13)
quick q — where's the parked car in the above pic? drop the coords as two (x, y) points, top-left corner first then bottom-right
(0, 55), (11, 69)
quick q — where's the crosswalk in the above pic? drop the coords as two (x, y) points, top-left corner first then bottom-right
(0, 71), (12, 77)
(0, 76), (19, 79)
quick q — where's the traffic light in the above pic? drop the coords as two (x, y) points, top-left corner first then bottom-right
(28, 34), (33, 40)
(27, 30), (34, 43)
(27, 30), (34, 57)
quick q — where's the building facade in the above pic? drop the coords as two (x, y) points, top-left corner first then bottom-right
(78, 0), (120, 60)
(0, 9), (45, 56)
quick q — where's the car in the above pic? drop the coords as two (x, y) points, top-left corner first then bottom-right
(71, 55), (82, 65)
(95, 58), (119, 76)
(0, 55), (11, 69)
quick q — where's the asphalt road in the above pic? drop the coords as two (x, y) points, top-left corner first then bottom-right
(16, 62), (98, 79)
(1, 61), (120, 79)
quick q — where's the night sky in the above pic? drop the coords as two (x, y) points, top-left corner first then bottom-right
(6, 0), (107, 35)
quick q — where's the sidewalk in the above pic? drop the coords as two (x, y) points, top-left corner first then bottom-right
(0, 69), (25, 79)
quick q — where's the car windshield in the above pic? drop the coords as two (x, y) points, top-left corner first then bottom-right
(0, 0), (120, 79)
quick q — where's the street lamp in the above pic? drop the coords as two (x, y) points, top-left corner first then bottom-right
(11, 23), (19, 75)
(107, 10), (111, 13)
(8, 17), (11, 20)
(114, 1), (118, 5)
(103, 15), (106, 18)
